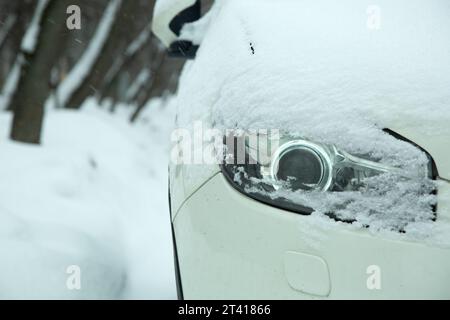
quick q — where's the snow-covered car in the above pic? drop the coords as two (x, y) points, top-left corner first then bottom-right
(154, 0), (450, 299)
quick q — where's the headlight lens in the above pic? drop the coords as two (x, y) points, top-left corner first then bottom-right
(221, 131), (435, 222)
(271, 140), (332, 191)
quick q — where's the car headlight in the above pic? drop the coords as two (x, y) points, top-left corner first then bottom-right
(220, 130), (436, 222)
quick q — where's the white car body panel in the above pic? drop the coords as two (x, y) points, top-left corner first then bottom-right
(173, 173), (450, 299)
(159, 0), (450, 299)
(169, 163), (220, 218)
(388, 126), (450, 179)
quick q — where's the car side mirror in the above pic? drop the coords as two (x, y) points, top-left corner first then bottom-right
(152, 0), (202, 59)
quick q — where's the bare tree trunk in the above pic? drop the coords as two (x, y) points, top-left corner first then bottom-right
(99, 24), (153, 104)
(101, 29), (157, 113)
(10, 0), (71, 144)
(129, 52), (185, 123)
(65, 0), (146, 109)
(0, 15), (17, 51)
(100, 28), (152, 112)
(0, 0), (34, 93)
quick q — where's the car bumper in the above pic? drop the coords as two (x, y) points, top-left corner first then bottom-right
(172, 171), (450, 299)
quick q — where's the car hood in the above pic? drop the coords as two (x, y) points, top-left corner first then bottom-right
(176, 0), (450, 178)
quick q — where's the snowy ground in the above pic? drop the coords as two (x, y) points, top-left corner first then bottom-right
(0, 98), (177, 299)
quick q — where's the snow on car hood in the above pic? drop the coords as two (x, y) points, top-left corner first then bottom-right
(175, 0), (450, 241)
(178, 0), (450, 158)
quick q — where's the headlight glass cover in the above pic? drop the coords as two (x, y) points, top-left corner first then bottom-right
(220, 130), (437, 229)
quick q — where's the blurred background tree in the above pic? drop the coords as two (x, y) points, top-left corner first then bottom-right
(0, 0), (212, 144)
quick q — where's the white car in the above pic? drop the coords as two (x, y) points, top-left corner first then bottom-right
(154, 0), (450, 299)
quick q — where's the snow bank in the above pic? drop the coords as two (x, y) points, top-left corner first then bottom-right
(0, 99), (176, 299)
